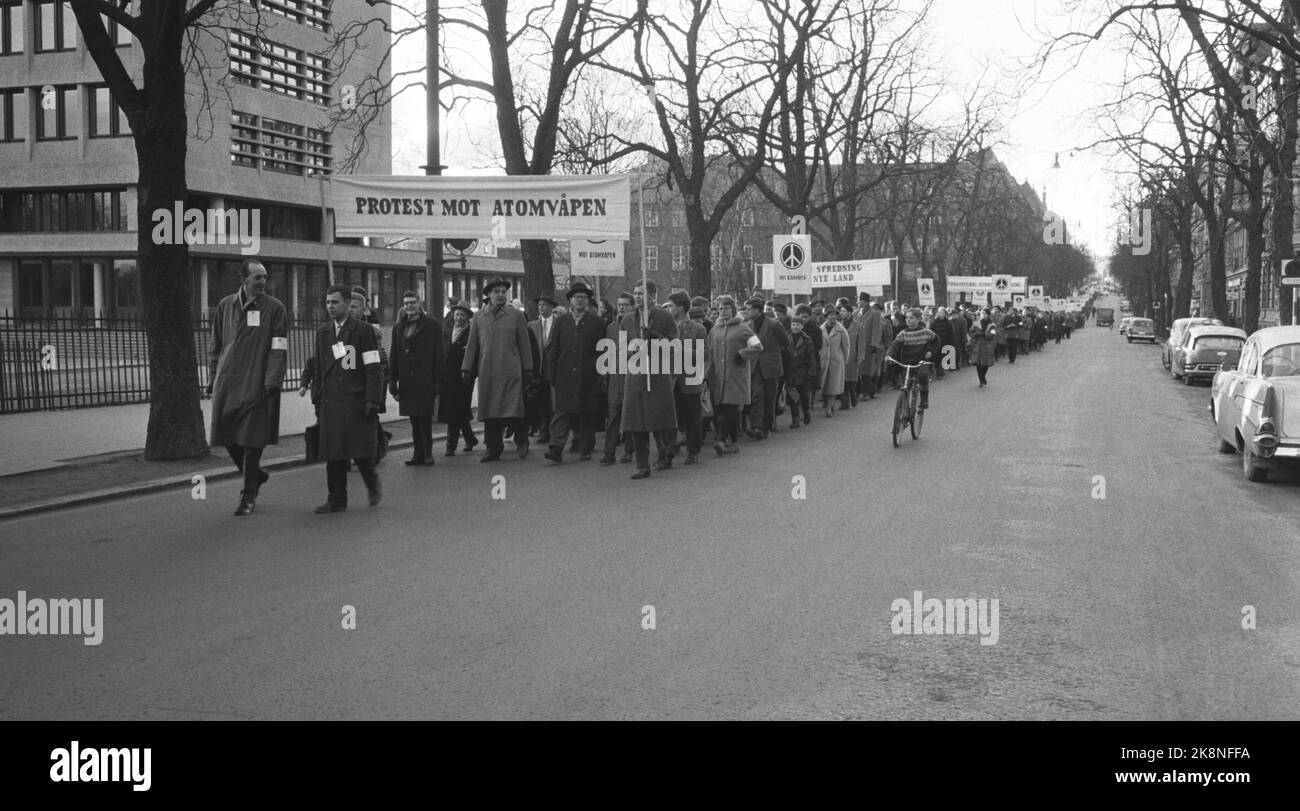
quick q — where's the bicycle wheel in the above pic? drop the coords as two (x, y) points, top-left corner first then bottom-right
(911, 390), (924, 440)
(892, 390), (907, 447)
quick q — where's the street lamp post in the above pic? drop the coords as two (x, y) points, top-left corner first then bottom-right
(424, 0), (445, 317)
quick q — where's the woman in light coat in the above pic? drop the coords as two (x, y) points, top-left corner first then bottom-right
(969, 314), (998, 388)
(705, 296), (762, 455)
(820, 308), (849, 417)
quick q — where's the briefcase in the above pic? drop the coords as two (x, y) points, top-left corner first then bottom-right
(305, 423), (320, 463)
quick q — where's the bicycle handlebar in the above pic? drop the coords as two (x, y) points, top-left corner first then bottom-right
(886, 357), (932, 369)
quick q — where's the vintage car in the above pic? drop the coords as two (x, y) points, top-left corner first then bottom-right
(1210, 325), (1300, 482)
(1126, 317), (1156, 343)
(1096, 307), (1115, 327)
(1171, 325), (1246, 384)
(1118, 316), (1134, 335)
(1163, 317), (1223, 371)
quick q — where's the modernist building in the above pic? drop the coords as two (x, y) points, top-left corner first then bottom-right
(0, 0), (529, 324)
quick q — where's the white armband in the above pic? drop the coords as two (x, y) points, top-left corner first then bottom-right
(362, 350), (381, 365)
(271, 337), (288, 351)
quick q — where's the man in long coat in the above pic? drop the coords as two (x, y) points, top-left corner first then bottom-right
(439, 303), (477, 455)
(207, 258), (287, 516)
(527, 294), (559, 443)
(600, 294), (635, 465)
(389, 290), (444, 466)
(668, 290), (708, 465)
(746, 297), (788, 438)
(542, 283), (606, 463)
(854, 292), (886, 400)
(620, 280), (678, 479)
(311, 284), (384, 512)
(949, 306), (970, 368)
(462, 277), (534, 462)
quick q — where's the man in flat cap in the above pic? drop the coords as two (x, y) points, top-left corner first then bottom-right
(462, 277), (535, 461)
(542, 282), (606, 463)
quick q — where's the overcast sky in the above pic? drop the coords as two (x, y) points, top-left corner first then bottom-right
(385, 0), (1130, 261)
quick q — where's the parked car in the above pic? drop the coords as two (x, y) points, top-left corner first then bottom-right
(1126, 317), (1156, 343)
(1171, 325), (1246, 384)
(1163, 317), (1223, 371)
(1119, 316), (1134, 335)
(1210, 325), (1300, 482)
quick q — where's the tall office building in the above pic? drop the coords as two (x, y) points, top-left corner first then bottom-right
(0, 0), (485, 324)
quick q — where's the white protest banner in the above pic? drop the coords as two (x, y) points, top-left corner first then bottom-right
(991, 275), (1013, 304)
(947, 276), (994, 293)
(917, 278), (935, 306)
(1028, 285), (1044, 299)
(570, 240), (624, 276)
(1010, 276), (1027, 293)
(772, 235), (812, 295)
(809, 258), (892, 288)
(330, 174), (631, 240)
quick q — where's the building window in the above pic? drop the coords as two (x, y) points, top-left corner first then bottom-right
(229, 30), (332, 105)
(0, 87), (25, 141)
(89, 85), (130, 137)
(35, 85), (77, 140)
(671, 245), (686, 272)
(35, 1), (76, 53)
(643, 209), (659, 227)
(0, 190), (127, 232)
(1, 1), (24, 55)
(250, 0), (332, 32)
(741, 208), (754, 227)
(669, 210), (685, 228)
(103, 3), (136, 47)
(230, 110), (332, 176)
(742, 244), (753, 269)
(643, 245), (658, 273)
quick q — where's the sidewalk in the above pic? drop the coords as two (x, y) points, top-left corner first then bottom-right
(0, 390), (441, 519)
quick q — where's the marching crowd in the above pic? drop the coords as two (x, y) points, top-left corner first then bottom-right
(205, 258), (1084, 515)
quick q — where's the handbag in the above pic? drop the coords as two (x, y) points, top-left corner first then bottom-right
(699, 387), (714, 418)
(304, 423), (320, 463)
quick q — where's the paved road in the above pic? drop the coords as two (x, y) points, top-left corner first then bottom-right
(2, 305), (1298, 719)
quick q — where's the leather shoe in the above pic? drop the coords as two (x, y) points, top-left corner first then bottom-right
(444, 448), (456, 457)
(578, 452), (592, 461)
(314, 501), (346, 513)
(599, 454), (616, 465)
(422, 458), (436, 466)
(653, 457), (672, 471)
(544, 447), (563, 464)
(367, 477), (383, 507)
(234, 495), (255, 516)
(404, 457), (422, 466)
(684, 453), (699, 465)
(630, 468), (651, 479)
(480, 450), (502, 462)
(516, 439), (530, 459)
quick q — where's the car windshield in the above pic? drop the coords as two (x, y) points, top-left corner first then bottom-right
(1193, 336), (1243, 351)
(1131, 320), (1152, 327)
(1261, 343), (1300, 378)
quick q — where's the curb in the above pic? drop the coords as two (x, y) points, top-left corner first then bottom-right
(0, 431), (441, 522)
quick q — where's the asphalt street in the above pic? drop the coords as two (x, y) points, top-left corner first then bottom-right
(2, 302), (1298, 720)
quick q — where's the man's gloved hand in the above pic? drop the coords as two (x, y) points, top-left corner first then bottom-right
(203, 382), (213, 397)
(364, 401), (381, 419)
(461, 370), (474, 388)
(641, 326), (661, 340)
(389, 382), (400, 401)
(298, 387), (309, 398)
(264, 386), (280, 399)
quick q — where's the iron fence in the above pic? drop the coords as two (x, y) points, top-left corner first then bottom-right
(0, 311), (380, 414)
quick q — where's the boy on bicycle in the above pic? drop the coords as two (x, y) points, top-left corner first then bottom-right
(885, 308), (940, 410)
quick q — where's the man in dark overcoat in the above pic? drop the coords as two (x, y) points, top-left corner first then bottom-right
(620, 280), (678, 479)
(542, 283), (606, 463)
(311, 284), (384, 512)
(389, 290), (444, 466)
(206, 258), (287, 516)
(439, 303), (478, 455)
(745, 297), (788, 438)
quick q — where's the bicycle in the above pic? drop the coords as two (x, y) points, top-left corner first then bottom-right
(886, 357), (931, 447)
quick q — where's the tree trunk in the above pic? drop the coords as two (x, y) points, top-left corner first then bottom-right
(137, 26), (207, 460)
(688, 227), (713, 298)
(1274, 32), (1297, 326)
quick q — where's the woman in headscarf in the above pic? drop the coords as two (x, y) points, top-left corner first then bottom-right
(705, 296), (762, 455)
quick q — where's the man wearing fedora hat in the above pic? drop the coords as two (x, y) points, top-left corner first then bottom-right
(440, 301), (478, 455)
(528, 293), (559, 444)
(542, 282), (606, 463)
(462, 276), (535, 461)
